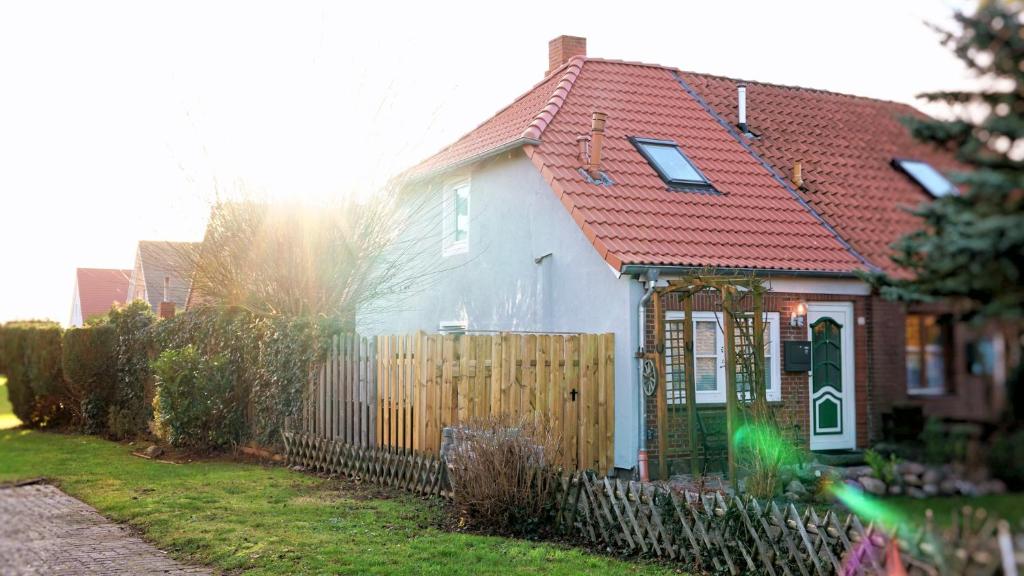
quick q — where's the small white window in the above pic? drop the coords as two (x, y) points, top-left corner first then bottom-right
(664, 311), (781, 405)
(442, 179), (470, 256)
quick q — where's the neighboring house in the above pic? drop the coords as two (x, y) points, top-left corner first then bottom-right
(127, 240), (199, 316)
(359, 36), (1006, 475)
(69, 268), (131, 327)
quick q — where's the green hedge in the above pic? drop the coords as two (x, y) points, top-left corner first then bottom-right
(0, 301), (332, 447)
(106, 301), (156, 439)
(152, 307), (331, 448)
(153, 345), (246, 450)
(0, 321), (66, 427)
(62, 325), (116, 434)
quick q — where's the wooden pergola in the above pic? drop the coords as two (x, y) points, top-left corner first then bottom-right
(646, 273), (769, 484)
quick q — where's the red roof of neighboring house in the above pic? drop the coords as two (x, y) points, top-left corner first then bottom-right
(408, 53), (960, 275)
(76, 268), (131, 322)
(680, 72), (964, 275)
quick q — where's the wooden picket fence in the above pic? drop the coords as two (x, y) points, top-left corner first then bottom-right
(300, 333), (377, 447)
(297, 331), (616, 474)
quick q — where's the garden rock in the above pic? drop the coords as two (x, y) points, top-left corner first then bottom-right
(923, 483), (939, 496)
(845, 466), (873, 480)
(143, 445), (164, 459)
(907, 487), (927, 499)
(844, 478), (864, 492)
(940, 479), (959, 495)
(786, 480), (808, 498)
(899, 461), (926, 476)
(784, 491), (803, 502)
(859, 476), (887, 496)
(888, 485), (904, 496)
(902, 473), (922, 486)
(922, 468), (941, 486)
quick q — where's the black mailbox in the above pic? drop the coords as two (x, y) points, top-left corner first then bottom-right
(784, 341), (812, 372)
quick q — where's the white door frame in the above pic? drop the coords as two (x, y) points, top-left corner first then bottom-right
(807, 302), (856, 451)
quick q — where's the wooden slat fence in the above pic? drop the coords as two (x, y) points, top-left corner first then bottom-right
(301, 334), (377, 447)
(297, 331), (616, 474)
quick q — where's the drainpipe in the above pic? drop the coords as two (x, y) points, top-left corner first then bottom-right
(636, 269), (659, 482)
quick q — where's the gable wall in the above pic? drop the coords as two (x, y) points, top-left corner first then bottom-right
(357, 151), (642, 468)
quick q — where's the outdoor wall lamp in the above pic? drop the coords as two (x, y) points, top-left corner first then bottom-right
(790, 302), (807, 328)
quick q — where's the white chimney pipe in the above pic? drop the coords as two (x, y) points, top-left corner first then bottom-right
(737, 84), (748, 134)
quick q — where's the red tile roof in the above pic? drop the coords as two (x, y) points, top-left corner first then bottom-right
(408, 62), (583, 178)
(679, 72), (963, 275)
(408, 56), (956, 275)
(76, 268), (131, 322)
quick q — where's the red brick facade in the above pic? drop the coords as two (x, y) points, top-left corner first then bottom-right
(644, 290), (872, 476)
(643, 287), (1008, 476)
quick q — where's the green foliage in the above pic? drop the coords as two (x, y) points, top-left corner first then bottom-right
(106, 301), (156, 438)
(869, 3), (1024, 323)
(734, 421), (806, 499)
(988, 429), (1024, 490)
(146, 305), (335, 450)
(919, 417), (972, 464)
(152, 345), (246, 450)
(62, 325), (116, 433)
(0, 321), (66, 427)
(864, 449), (900, 485)
(151, 306), (332, 447)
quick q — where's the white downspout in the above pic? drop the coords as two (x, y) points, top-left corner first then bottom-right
(636, 270), (658, 482)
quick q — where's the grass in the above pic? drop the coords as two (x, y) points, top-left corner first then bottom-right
(0, 377), (19, 430)
(0, 402), (671, 575)
(886, 494), (1024, 527)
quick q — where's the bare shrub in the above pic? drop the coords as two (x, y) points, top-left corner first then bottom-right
(446, 415), (564, 536)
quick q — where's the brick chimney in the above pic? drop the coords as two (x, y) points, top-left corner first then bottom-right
(159, 301), (176, 319)
(158, 275), (175, 319)
(547, 35), (586, 75)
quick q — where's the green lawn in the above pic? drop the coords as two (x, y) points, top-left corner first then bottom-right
(886, 494), (1024, 528)
(0, 420), (670, 575)
(0, 377), (19, 430)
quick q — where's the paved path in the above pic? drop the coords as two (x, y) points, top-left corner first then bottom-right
(0, 483), (211, 575)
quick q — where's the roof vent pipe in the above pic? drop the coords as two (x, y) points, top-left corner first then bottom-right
(792, 160), (804, 188)
(737, 84), (748, 134)
(163, 276), (170, 303)
(588, 112), (608, 179)
(577, 134), (591, 165)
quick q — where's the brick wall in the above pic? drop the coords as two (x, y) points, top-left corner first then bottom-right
(643, 290), (872, 476)
(871, 297), (1004, 426)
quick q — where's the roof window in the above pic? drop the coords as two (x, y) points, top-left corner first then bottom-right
(893, 159), (958, 198)
(632, 137), (712, 190)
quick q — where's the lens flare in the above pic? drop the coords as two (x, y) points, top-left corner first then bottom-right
(731, 423), (802, 467)
(829, 481), (906, 531)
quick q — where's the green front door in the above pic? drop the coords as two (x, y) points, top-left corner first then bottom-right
(811, 318), (843, 435)
(808, 303), (855, 450)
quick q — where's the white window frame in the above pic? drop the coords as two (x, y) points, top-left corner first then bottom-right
(439, 319), (468, 335)
(905, 314), (948, 396)
(665, 311), (781, 404)
(442, 178), (470, 257)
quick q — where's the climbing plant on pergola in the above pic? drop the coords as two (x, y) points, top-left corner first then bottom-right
(647, 272), (771, 484)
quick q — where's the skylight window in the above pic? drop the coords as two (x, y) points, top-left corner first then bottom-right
(893, 159), (958, 198)
(631, 137), (711, 189)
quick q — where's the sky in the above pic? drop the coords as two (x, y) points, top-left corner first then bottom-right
(0, 0), (977, 324)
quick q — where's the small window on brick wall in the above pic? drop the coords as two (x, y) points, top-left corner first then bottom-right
(906, 313), (952, 395)
(664, 311), (781, 404)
